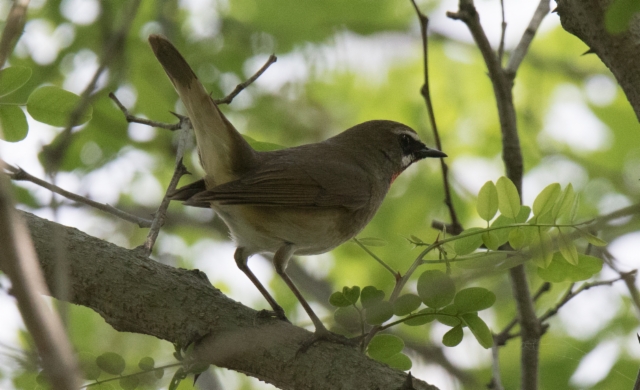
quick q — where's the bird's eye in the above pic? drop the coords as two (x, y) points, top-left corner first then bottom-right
(399, 134), (412, 149)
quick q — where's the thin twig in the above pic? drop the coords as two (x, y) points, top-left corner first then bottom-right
(42, 0), (143, 173)
(141, 118), (191, 256)
(4, 163), (152, 228)
(352, 238), (397, 276)
(213, 55), (277, 105)
(108, 93), (182, 130)
(410, 0), (463, 235)
(0, 0), (29, 68)
(538, 273), (631, 323)
(505, 0), (550, 76)
(489, 341), (505, 390)
(494, 282), (551, 346)
(497, 0), (507, 64)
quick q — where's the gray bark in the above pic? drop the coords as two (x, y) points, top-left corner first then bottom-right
(17, 210), (438, 390)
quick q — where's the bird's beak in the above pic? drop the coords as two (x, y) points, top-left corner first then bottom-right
(414, 146), (447, 159)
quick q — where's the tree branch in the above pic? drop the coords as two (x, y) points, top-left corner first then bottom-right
(19, 210), (439, 390)
(556, 0), (640, 121)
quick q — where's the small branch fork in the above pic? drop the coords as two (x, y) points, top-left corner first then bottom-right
(410, 0), (463, 236)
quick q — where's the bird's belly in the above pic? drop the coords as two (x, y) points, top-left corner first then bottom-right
(213, 204), (369, 255)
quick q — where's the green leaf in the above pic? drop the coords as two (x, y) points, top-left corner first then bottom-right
(365, 301), (394, 325)
(477, 181), (499, 221)
(442, 325), (464, 347)
(26, 86), (93, 127)
(435, 305), (461, 327)
(496, 176), (521, 219)
(488, 206), (530, 248)
(530, 230), (553, 268)
(367, 334), (404, 360)
(462, 313), (493, 349)
(333, 306), (360, 330)
(403, 308), (436, 326)
(0, 105), (28, 142)
(138, 357), (155, 371)
(579, 230), (608, 247)
(377, 353), (412, 371)
(96, 352), (125, 376)
(242, 134), (284, 151)
(552, 184), (575, 221)
(532, 183), (561, 217)
(482, 231), (500, 250)
(605, 0), (640, 33)
(361, 286), (385, 308)
(119, 375), (140, 390)
(0, 66), (32, 97)
(558, 231), (579, 265)
(417, 270), (456, 309)
(454, 287), (496, 313)
(454, 227), (484, 255)
(342, 286), (361, 305)
(509, 228), (526, 250)
(538, 253), (603, 282)
(80, 359), (101, 380)
(393, 294), (422, 316)
(357, 237), (388, 247)
(329, 291), (351, 307)
(455, 252), (511, 270)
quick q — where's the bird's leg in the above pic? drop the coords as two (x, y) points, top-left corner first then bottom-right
(274, 244), (357, 351)
(234, 247), (288, 322)
(272, 244), (327, 332)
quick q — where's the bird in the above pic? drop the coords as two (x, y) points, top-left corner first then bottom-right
(148, 34), (446, 338)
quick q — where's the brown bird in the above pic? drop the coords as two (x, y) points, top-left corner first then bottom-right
(149, 35), (446, 338)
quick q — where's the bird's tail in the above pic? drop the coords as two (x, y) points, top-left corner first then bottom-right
(148, 34), (255, 186)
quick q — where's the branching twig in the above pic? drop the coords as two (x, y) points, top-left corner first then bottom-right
(494, 282), (551, 346)
(108, 93), (182, 130)
(410, 0), (463, 235)
(141, 118), (191, 256)
(4, 163), (152, 228)
(497, 0), (507, 64)
(505, 0), (550, 76)
(213, 55), (277, 105)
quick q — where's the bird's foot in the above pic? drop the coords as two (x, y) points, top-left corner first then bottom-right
(256, 308), (290, 323)
(297, 326), (358, 355)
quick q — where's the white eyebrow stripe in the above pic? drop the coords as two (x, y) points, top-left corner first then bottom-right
(393, 128), (421, 141)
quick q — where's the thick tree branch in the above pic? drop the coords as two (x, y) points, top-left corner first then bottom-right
(556, 0), (640, 121)
(19, 210), (438, 390)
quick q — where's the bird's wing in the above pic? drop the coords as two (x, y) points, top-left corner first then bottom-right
(187, 161), (373, 210)
(149, 35), (255, 186)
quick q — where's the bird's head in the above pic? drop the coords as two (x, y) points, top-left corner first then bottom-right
(334, 120), (446, 183)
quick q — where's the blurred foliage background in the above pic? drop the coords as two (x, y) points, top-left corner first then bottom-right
(1, 0), (639, 389)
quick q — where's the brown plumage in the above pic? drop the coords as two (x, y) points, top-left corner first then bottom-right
(149, 35), (446, 334)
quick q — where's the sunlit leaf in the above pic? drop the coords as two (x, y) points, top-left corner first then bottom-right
(496, 176), (521, 219)
(533, 183), (561, 217)
(376, 353), (412, 371)
(454, 227), (484, 255)
(537, 253), (603, 282)
(96, 352), (125, 376)
(477, 181), (499, 221)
